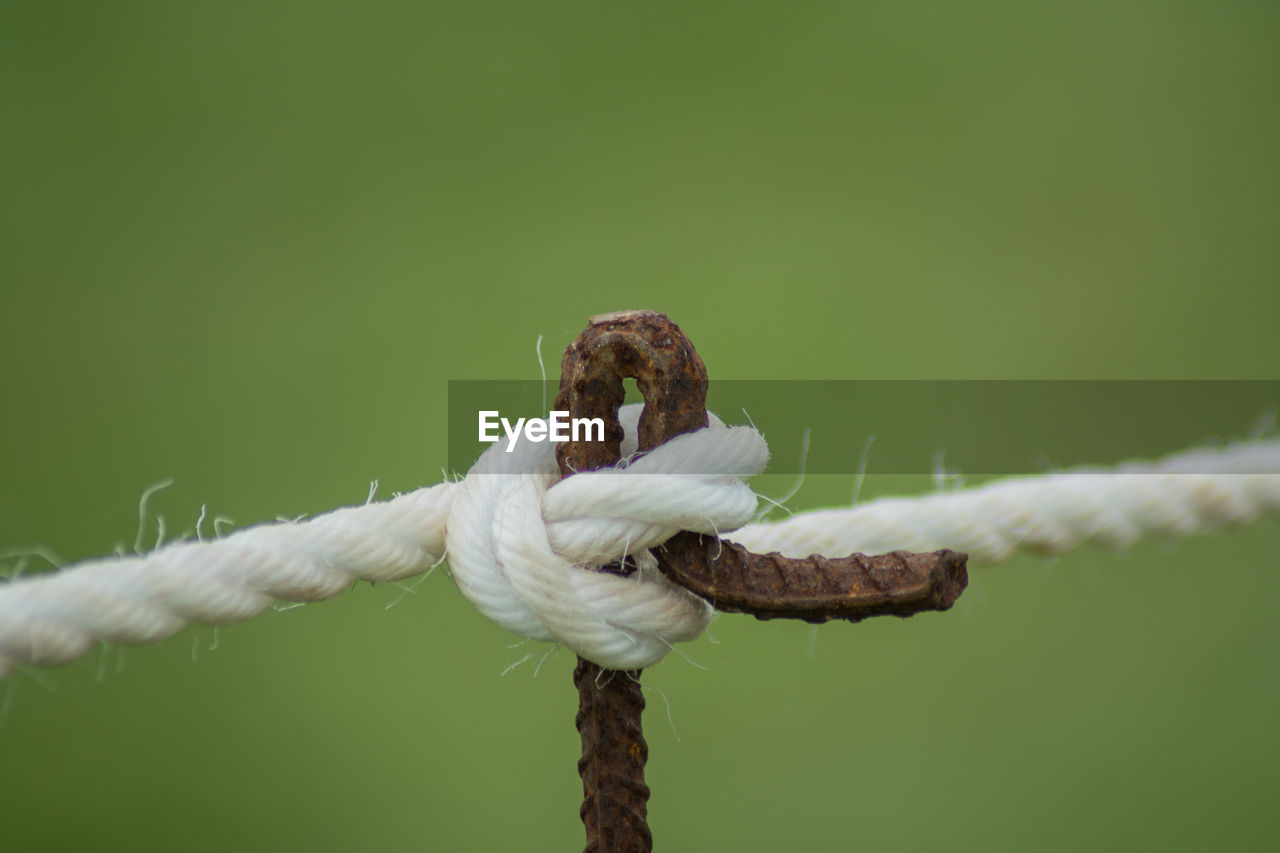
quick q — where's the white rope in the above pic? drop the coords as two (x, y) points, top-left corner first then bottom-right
(1, 403), (1277, 676)
(0, 485), (456, 677)
(730, 441), (1280, 562)
(445, 406), (767, 670)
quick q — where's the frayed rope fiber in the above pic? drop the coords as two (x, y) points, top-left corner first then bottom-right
(2, 403), (1279, 676)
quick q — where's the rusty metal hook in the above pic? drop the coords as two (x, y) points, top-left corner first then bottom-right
(553, 309), (968, 853)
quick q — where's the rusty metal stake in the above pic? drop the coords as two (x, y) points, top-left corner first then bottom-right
(554, 310), (968, 853)
(555, 310), (709, 853)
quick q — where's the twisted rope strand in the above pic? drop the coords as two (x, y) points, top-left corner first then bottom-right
(731, 441), (1280, 563)
(2, 421), (1278, 677)
(0, 484), (455, 677)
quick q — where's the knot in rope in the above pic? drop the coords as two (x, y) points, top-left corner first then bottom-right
(445, 404), (769, 669)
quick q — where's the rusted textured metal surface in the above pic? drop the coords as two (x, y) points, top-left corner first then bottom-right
(555, 309), (709, 479)
(556, 310), (712, 853)
(573, 661), (650, 853)
(655, 538), (968, 623)
(553, 309), (969, 852)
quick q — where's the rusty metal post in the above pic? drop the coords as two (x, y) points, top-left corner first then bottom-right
(553, 310), (968, 852)
(555, 310), (710, 853)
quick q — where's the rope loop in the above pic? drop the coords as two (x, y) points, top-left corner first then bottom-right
(445, 403), (770, 669)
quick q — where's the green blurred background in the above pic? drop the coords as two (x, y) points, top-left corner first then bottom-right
(2, 2), (1278, 851)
